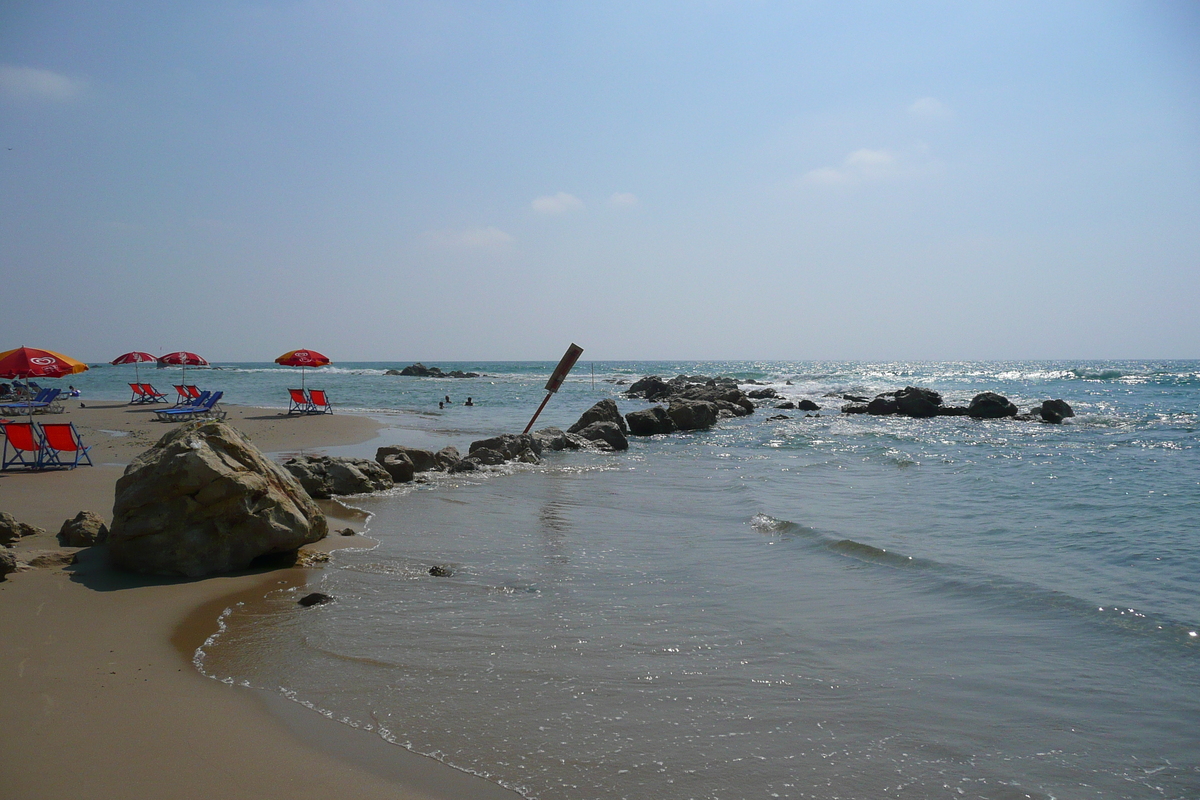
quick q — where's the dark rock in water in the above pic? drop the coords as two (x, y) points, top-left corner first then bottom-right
(668, 399), (719, 431)
(867, 396), (899, 415)
(531, 427), (589, 452)
(575, 421), (629, 450)
(894, 386), (942, 418)
(398, 363), (437, 376)
(843, 394), (869, 402)
(775, 401), (796, 409)
(842, 403), (869, 414)
(568, 399), (627, 434)
(428, 565), (454, 577)
(298, 592), (333, 607)
(378, 452), (415, 483)
(625, 375), (673, 401)
(449, 458), (478, 473)
(936, 406), (970, 416)
(747, 387), (778, 399)
(469, 433), (542, 462)
(376, 445), (436, 472)
(625, 406), (677, 436)
(797, 399), (821, 412)
(1037, 399), (1074, 422)
(766, 414), (792, 421)
(968, 392), (1018, 419)
(384, 369), (402, 376)
(433, 446), (462, 471)
(284, 455), (394, 498)
(465, 446), (508, 467)
(339, 528), (355, 536)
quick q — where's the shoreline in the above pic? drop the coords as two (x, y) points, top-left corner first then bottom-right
(0, 402), (519, 800)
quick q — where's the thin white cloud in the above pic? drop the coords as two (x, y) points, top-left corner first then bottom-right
(424, 226), (515, 251)
(804, 148), (903, 186)
(0, 65), (86, 101)
(531, 192), (584, 215)
(908, 96), (954, 121)
(609, 192), (639, 207)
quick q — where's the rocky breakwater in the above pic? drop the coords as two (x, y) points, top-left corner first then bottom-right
(283, 455), (394, 498)
(108, 421), (328, 577)
(386, 363), (480, 378)
(841, 387), (1074, 423)
(622, 374), (757, 435)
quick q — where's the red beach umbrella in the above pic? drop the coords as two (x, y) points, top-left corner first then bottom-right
(110, 351), (158, 383)
(0, 346), (89, 380)
(274, 348), (331, 390)
(158, 351), (209, 386)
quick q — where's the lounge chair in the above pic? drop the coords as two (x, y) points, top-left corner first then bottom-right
(130, 383), (149, 403)
(287, 388), (313, 415)
(154, 391), (224, 422)
(307, 389), (333, 414)
(1, 422), (43, 470)
(38, 422), (92, 469)
(140, 384), (169, 403)
(186, 385), (203, 400)
(0, 387), (62, 416)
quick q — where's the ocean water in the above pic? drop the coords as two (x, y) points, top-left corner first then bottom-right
(77, 360), (1200, 798)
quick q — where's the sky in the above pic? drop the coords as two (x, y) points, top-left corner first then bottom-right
(1, 0), (1198, 362)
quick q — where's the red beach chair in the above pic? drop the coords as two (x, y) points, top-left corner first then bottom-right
(287, 388), (312, 415)
(307, 389), (333, 414)
(140, 383), (169, 403)
(186, 385), (202, 399)
(1, 421), (44, 470)
(38, 422), (93, 469)
(130, 383), (148, 404)
(173, 385), (190, 405)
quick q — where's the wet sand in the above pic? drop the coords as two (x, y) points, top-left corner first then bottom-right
(0, 401), (519, 800)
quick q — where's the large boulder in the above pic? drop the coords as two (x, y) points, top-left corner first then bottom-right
(378, 452), (415, 483)
(568, 399), (627, 434)
(376, 445), (436, 472)
(625, 406), (677, 436)
(1035, 399), (1075, 424)
(747, 387), (778, 399)
(968, 392), (1018, 419)
(894, 386), (942, 418)
(866, 396), (899, 415)
(433, 446), (463, 470)
(574, 421), (629, 451)
(57, 511), (109, 547)
(667, 400), (719, 431)
(796, 399), (821, 412)
(108, 421), (328, 577)
(531, 427), (590, 452)
(0, 512), (44, 546)
(283, 455), (394, 498)
(625, 376), (673, 401)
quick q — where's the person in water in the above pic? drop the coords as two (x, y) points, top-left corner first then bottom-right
(67, 385), (81, 397)
(465, 397), (474, 406)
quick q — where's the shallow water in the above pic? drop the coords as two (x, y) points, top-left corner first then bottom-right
(76, 360), (1200, 798)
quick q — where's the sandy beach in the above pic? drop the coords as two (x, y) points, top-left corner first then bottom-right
(0, 401), (518, 800)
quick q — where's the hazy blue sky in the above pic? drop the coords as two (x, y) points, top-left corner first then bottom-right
(2, 1), (1197, 362)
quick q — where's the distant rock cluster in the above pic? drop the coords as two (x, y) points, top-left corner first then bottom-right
(386, 363), (480, 378)
(841, 387), (1074, 423)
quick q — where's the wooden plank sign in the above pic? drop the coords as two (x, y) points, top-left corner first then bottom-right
(544, 343), (584, 393)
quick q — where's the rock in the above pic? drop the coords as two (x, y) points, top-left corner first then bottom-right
(339, 527), (355, 536)
(841, 403), (869, 414)
(936, 406), (970, 416)
(378, 452), (415, 483)
(464, 446), (507, 467)
(625, 406), (677, 436)
(295, 549), (331, 567)
(398, 363), (440, 377)
(747, 388), (778, 399)
(625, 375), (673, 401)
(57, 511), (109, 547)
(968, 392), (1018, 419)
(797, 399), (821, 412)
(866, 396), (899, 415)
(667, 399), (719, 431)
(429, 565), (454, 577)
(298, 592), (333, 607)
(0, 512), (44, 546)
(469, 433), (542, 462)
(0, 549), (17, 580)
(568, 399), (627, 434)
(108, 421), (328, 577)
(1038, 399), (1075, 421)
(531, 427), (571, 451)
(843, 394), (869, 402)
(775, 401), (796, 409)
(23, 550), (77, 569)
(376, 445), (436, 472)
(384, 369), (403, 376)
(766, 414), (792, 421)
(448, 458), (478, 473)
(434, 446), (462, 470)
(574, 421), (629, 450)
(894, 386), (942, 418)
(284, 455), (394, 498)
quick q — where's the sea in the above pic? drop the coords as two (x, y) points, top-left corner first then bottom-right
(70, 360), (1199, 799)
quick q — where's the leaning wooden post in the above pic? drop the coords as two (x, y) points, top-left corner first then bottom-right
(523, 343), (584, 434)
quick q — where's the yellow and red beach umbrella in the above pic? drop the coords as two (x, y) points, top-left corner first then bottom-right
(275, 348), (331, 389)
(110, 351), (158, 383)
(0, 346), (89, 380)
